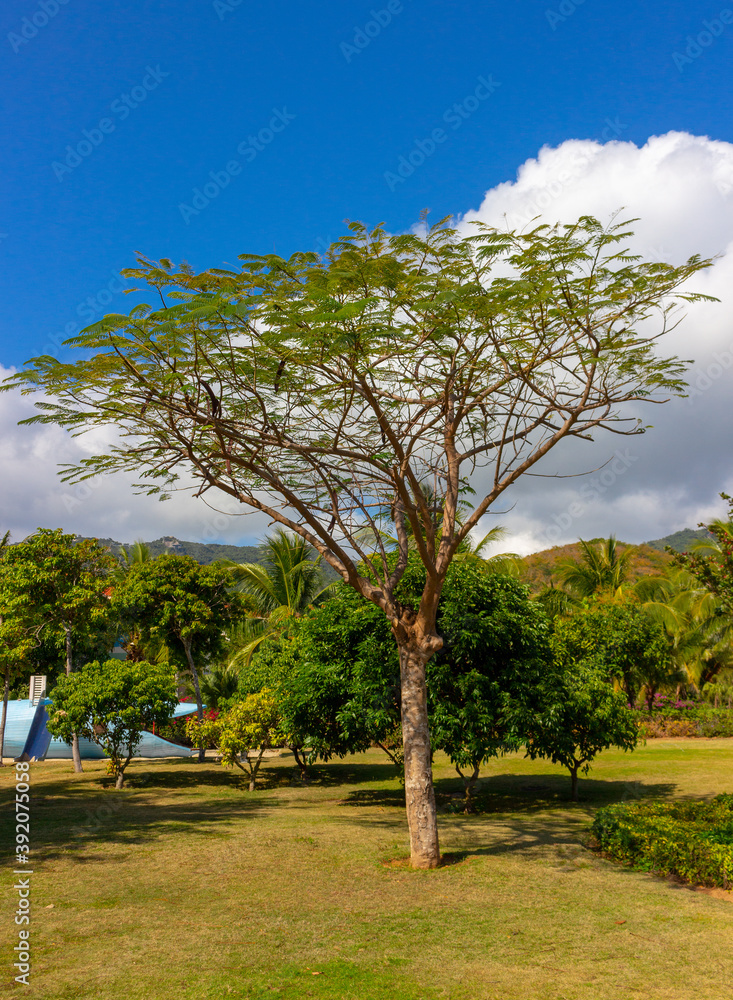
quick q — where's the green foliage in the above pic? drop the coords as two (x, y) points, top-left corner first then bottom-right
(273, 587), (397, 765)
(191, 663), (241, 711)
(427, 564), (553, 806)
(0, 528), (118, 672)
(592, 795), (733, 888)
(47, 659), (177, 786)
(555, 535), (632, 599)
(6, 216), (714, 610)
(526, 660), (638, 800)
(112, 555), (241, 666)
(247, 559), (554, 797)
(223, 528), (337, 668)
(552, 594), (671, 706)
(674, 494), (733, 617)
(186, 690), (284, 790)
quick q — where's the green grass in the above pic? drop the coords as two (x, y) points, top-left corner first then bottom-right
(2, 742), (733, 1000)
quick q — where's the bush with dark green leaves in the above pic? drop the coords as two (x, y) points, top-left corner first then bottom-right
(241, 555), (554, 801)
(592, 794), (733, 888)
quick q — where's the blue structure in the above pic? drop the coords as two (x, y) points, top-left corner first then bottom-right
(3, 700), (199, 760)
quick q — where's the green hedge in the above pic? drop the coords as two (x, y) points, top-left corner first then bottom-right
(591, 794), (733, 888)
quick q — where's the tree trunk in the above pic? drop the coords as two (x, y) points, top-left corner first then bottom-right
(457, 763), (481, 814)
(398, 641), (440, 868)
(291, 745), (309, 781)
(65, 629), (83, 773)
(182, 638), (205, 763)
(570, 765), (579, 803)
(115, 771), (125, 789)
(0, 663), (9, 765)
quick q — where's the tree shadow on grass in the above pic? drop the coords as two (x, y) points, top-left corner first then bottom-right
(459, 772), (678, 814)
(0, 759), (281, 865)
(340, 772), (676, 816)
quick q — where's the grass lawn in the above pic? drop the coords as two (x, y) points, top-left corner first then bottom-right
(2, 741), (733, 1000)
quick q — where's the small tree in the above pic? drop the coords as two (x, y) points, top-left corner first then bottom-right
(7, 217), (713, 866)
(0, 529), (118, 772)
(47, 659), (177, 788)
(552, 595), (671, 708)
(186, 690), (283, 790)
(427, 563), (552, 811)
(112, 555), (243, 761)
(525, 659), (639, 801)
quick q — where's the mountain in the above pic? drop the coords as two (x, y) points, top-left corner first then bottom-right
(81, 534), (341, 581)
(85, 535), (265, 566)
(519, 539), (672, 594)
(643, 528), (713, 553)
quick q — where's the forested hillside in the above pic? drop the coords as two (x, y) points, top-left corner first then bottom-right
(519, 540), (672, 593)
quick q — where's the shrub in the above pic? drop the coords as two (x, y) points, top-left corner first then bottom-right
(635, 703), (733, 738)
(592, 795), (733, 888)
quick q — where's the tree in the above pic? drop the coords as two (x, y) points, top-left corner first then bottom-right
(556, 536), (632, 599)
(111, 555), (242, 761)
(552, 595), (671, 708)
(223, 528), (337, 667)
(254, 559), (553, 806)
(47, 659), (177, 788)
(427, 563), (552, 811)
(525, 659), (639, 801)
(0, 530), (118, 772)
(244, 590), (398, 779)
(190, 662), (241, 710)
(6, 217), (713, 867)
(0, 533), (39, 764)
(186, 690), (284, 790)
(674, 494), (733, 617)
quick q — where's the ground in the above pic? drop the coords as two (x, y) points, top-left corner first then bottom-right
(1, 741), (732, 1000)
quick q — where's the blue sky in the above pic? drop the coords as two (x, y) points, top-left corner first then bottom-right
(2, 0), (733, 548)
(1, 0), (731, 366)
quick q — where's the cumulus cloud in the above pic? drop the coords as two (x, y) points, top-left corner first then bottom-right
(2, 131), (732, 552)
(0, 366), (273, 546)
(457, 131), (733, 553)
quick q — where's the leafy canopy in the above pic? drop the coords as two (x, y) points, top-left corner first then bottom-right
(47, 659), (177, 786)
(5, 217), (715, 622)
(111, 554), (242, 666)
(0, 528), (118, 669)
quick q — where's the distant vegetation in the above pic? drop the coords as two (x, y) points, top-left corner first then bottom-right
(84, 535), (263, 566)
(644, 527), (713, 553)
(519, 540), (671, 594)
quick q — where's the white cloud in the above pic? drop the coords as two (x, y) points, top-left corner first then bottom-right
(0, 366), (272, 546)
(3, 131), (733, 552)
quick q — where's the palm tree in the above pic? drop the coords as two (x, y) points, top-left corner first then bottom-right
(223, 529), (338, 668)
(184, 662), (240, 711)
(119, 539), (151, 568)
(633, 567), (733, 698)
(556, 536), (632, 598)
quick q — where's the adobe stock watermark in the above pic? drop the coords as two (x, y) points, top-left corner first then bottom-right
(51, 66), (170, 181)
(8, 0), (70, 54)
(672, 9), (733, 71)
(539, 448), (639, 546)
(39, 270), (131, 358)
(13, 761), (32, 987)
(686, 342), (733, 405)
(545, 0), (588, 31)
(341, 0), (406, 62)
(178, 107), (296, 224)
(384, 75), (501, 192)
(213, 0), (244, 20)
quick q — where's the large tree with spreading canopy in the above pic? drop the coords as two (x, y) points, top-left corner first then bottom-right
(5, 216), (712, 866)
